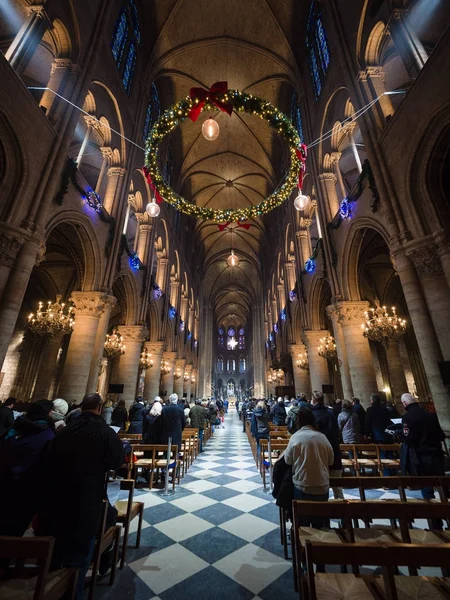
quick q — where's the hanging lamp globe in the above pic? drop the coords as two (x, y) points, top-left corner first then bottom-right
(146, 199), (160, 218)
(202, 118), (220, 141)
(294, 189), (309, 211)
(227, 249), (239, 267)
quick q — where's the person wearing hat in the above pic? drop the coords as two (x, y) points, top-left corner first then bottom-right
(51, 398), (69, 432)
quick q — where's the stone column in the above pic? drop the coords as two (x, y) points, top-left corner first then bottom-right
(330, 152), (347, 199)
(5, 5), (51, 75)
(161, 351), (177, 399)
(318, 173), (340, 221)
(434, 232), (450, 290)
(289, 344), (311, 397)
(184, 364), (193, 401)
(0, 230), (24, 305)
(174, 358), (186, 398)
(326, 304), (353, 399)
(385, 342), (409, 409)
(32, 333), (64, 399)
(296, 227), (312, 266)
(302, 330), (332, 395)
(39, 58), (73, 117)
(198, 303), (213, 398)
(0, 239), (41, 370)
(97, 147), (113, 194)
(335, 301), (378, 407)
(76, 116), (97, 168)
(58, 292), (108, 400)
(343, 123), (362, 173)
(102, 167), (126, 214)
(389, 9), (428, 79)
(116, 326), (148, 408)
(136, 219), (153, 265)
(357, 67), (394, 125)
(86, 294), (117, 393)
(393, 248), (450, 433)
(252, 302), (266, 398)
(156, 254), (169, 291)
(143, 342), (164, 401)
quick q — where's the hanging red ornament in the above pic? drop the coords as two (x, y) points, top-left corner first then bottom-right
(188, 81), (234, 122)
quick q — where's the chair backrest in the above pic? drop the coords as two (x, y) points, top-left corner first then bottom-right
(119, 479), (135, 523)
(119, 433), (142, 440)
(0, 536), (54, 600)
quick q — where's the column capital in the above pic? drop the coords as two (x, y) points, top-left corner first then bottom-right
(145, 341), (164, 355)
(84, 115), (98, 129)
(175, 358), (186, 368)
(117, 325), (149, 342)
(330, 151), (342, 164)
(406, 243), (443, 278)
(136, 215), (153, 228)
(100, 146), (114, 162)
(70, 291), (116, 317)
(184, 363), (193, 374)
(289, 343), (307, 357)
(434, 231), (450, 258)
(319, 172), (337, 183)
(107, 166), (126, 178)
(50, 58), (72, 74)
(335, 300), (371, 324)
(0, 231), (24, 268)
(302, 329), (330, 348)
(162, 351), (178, 362)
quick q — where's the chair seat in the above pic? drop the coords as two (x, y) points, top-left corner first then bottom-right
(380, 459), (400, 466)
(314, 573), (376, 599)
(408, 530), (450, 544)
(0, 569), (75, 600)
(115, 500), (143, 520)
(357, 459), (377, 465)
(342, 459), (354, 466)
(135, 459), (152, 467)
(350, 528), (396, 544)
(298, 526), (343, 546)
(376, 575), (450, 599)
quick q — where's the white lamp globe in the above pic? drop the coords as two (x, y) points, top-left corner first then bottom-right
(294, 190), (309, 211)
(202, 118), (220, 141)
(146, 200), (160, 218)
(227, 250), (239, 267)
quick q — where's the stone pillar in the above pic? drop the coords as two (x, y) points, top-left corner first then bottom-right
(102, 167), (126, 214)
(184, 364), (193, 401)
(344, 123), (362, 173)
(5, 5), (51, 75)
(0, 230), (24, 306)
(252, 302), (266, 398)
(136, 219), (153, 265)
(86, 294), (117, 393)
(76, 116), (97, 168)
(58, 292), (108, 400)
(161, 351), (177, 399)
(0, 239), (41, 370)
(335, 301), (378, 407)
(143, 342), (164, 401)
(174, 358), (186, 398)
(296, 227), (312, 266)
(318, 173), (340, 220)
(156, 254), (169, 291)
(198, 303), (213, 398)
(385, 342), (409, 409)
(330, 152), (347, 199)
(32, 333), (64, 399)
(326, 304), (353, 400)
(289, 344), (311, 397)
(393, 248), (450, 433)
(116, 326), (148, 408)
(358, 67), (394, 125)
(389, 9), (428, 79)
(97, 147), (113, 194)
(39, 58), (73, 117)
(435, 232), (450, 291)
(302, 330), (332, 395)
(285, 261), (296, 292)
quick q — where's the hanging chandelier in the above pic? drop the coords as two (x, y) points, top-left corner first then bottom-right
(146, 198), (160, 218)
(104, 329), (126, 359)
(318, 335), (337, 361)
(294, 188), (310, 211)
(267, 373), (273, 384)
(296, 352), (309, 370)
(184, 371), (190, 382)
(190, 373), (196, 384)
(270, 368), (284, 383)
(227, 228), (239, 267)
(362, 304), (406, 348)
(161, 360), (171, 375)
(174, 367), (182, 379)
(27, 295), (75, 337)
(202, 118), (220, 141)
(139, 346), (153, 370)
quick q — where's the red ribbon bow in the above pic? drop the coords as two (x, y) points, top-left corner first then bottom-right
(295, 143), (308, 189)
(142, 166), (163, 204)
(188, 81), (233, 122)
(217, 221), (252, 232)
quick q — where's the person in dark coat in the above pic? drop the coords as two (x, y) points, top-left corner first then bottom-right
(0, 397), (15, 437)
(338, 399), (360, 443)
(251, 400), (270, 452)
(143, 398), (163, 444)
(111, 399), (128, 430)
(37, 393), (123, 600)
(127, 396), (146, 434)
(0, 400), (55, 537)
(310, 391), (343, 499)
(271, 397), (287, 425)
(365, 393), (392, 442)
(400, 393), (445, 501)
(189, 399), (209, 452)
(160, 393), (186, 454)
(351, 397), (366, 432)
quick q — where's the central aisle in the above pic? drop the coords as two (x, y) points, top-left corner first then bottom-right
(100, 411), (297, 599)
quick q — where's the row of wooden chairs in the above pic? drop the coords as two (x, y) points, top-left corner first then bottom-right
(291, 499), (450, 596)
(341, 443), (401, 475)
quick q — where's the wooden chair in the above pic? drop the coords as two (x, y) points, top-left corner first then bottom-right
(260, 439), (289, 487)
(353, 444), (379, 475)
(339, 444), (356, 475)
(269, 424), (288, 432)
(304, 541), (450, 600)
(118, 433), (142, 441)
(127, 443), (180, 489)
(376, 443), (401, 475)
(115, 479), (144, 569)
(89, 500), (121, 599)
(0, 536), (78, 600)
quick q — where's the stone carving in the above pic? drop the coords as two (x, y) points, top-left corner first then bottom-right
(407, 246), (443, 278)
(0, 232), (23, 268)
(144, 341), (165, 355)
(336, 301), (370, 325)
(435, 236), (450, 258)
(34, 242), (47, 267)
(70, 292), (114, 317)
(117, 325), (149, 342)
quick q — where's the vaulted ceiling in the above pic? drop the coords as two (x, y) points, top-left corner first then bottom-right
(145, 0), (307, 327)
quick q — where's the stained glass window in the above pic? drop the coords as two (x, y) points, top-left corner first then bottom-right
(306, 1), (330, 100)
(316, 15), (330, 73)
(309, 47), (322, 99)
(239, 335), (245, 350)
(291, 92), (304, 143)
(218, 336), (225, 349)
(111, 8), (128, 66)
(217, 358), (224, 373)
(122, 40), (136, 95)
(143, 83), (160, 141)
(239, 358), (246, 374)
(128, 0), (140, 43)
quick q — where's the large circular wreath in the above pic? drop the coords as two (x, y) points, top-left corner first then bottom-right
(144, 87), (302, 223)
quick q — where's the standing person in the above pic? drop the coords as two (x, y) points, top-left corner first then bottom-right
(128, 396), (146, 434)
(143, 397), (163, 444)
(189, 399), (209, 452)
(338, 399), (360, 443)
(37, 393), (123, 600)
(310, 391), (343, 500)
(271, 397), (287, 425)
(297, 393), (310, 410)
(102, 400), (113, 425)
(0, 397), (16, 437)
(111, 399), (128, 431)
(352, 397), (366, 433)
(401, 393), (446, 501)
(366, 393), (393, 476)
(284, 407), (334, 529)
(160, 393), (186, 455)
(251, 400), (270, 453)
(209, 401), (219, 433)
(241, 398), (249, 432)
(0, 400), (55, 537)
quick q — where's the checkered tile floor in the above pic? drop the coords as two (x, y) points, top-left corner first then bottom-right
(94, 412), (298, 599)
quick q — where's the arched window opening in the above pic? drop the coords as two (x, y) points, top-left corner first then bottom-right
(143, 83), (160, 141)
(111, 1), (140, 93)
(291, 91), (304, 143)
(306, 1), (330, 100)
(239, 357), (246, 374)
(238, 327), (245, 350)
(122, 39), (136, 95)
(217, 357), (224, 373)
(227, 358), (236, 373)
(227, 327), (238, 350)
(111, 8), (128, 67)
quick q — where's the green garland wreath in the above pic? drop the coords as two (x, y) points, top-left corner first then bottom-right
(144, 89), (302, 223)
